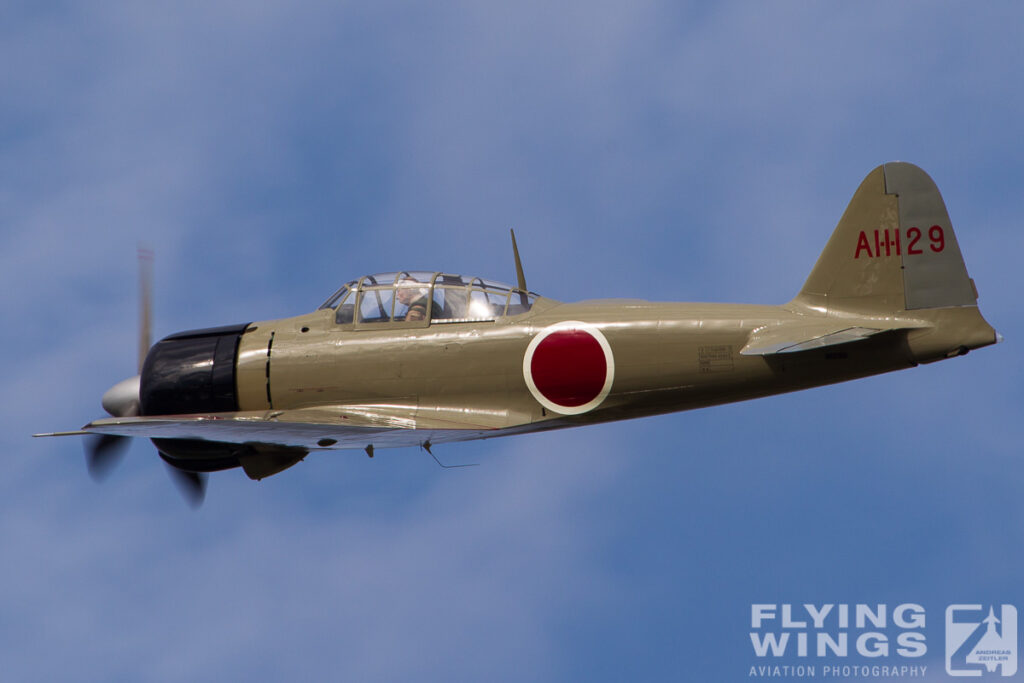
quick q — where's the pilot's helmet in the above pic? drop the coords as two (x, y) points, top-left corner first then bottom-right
(396, 276), (428, 299)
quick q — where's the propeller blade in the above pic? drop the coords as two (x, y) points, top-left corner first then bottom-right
(166, 465), (207, 508)
(85, 434), (130, 481)
(138, 246), (153, 374)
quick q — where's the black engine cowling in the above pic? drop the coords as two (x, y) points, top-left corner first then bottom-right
(140, 323), (250, 416)
(139, 322), (307, 479)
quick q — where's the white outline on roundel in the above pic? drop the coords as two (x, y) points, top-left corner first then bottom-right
(522, 320), (615, 415)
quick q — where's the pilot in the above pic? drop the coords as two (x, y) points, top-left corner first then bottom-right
(395, 277), (430, 321)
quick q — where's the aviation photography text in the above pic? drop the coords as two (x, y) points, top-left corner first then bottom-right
(749, 603), (929, 679)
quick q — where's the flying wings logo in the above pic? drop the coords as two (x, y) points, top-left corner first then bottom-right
(747, 603), (1020, 679)
(946, 605), (1018, 677)
(749, 604), (927, 659)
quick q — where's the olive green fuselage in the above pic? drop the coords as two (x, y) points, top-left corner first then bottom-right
(233, 297), (989, 438)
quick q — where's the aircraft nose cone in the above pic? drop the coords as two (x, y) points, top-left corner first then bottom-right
(996, 332), (1005, 344)
(101, 375), (141, 417)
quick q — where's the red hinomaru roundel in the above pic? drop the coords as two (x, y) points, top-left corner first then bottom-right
(522, 321), (615, 415)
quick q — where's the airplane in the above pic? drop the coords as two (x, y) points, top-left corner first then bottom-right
(36, 162), (1001, 505)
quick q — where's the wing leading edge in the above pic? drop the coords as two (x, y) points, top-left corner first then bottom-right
(35, 403), (535, 451)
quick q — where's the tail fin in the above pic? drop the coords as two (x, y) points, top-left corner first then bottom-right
(794, 162), (977, 315)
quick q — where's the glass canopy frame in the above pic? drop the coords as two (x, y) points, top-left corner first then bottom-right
(318, 271), (537, 326)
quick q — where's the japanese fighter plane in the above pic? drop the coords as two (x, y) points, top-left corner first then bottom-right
(36, 162), (1000, 504)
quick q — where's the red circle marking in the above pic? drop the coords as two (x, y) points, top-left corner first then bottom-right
(530, 329), (607, 408)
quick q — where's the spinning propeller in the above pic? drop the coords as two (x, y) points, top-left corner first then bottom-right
(85, 248), (207, 506)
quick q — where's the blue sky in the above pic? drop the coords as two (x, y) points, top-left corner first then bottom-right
(3, 2), (1023, 681)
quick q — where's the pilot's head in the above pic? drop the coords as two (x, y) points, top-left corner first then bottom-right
(396, 277), (427, 304)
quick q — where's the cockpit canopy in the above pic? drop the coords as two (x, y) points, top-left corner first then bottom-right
(318, 271), (538, 325)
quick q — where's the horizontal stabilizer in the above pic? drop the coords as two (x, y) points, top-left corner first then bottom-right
(740, 321), (924, 356)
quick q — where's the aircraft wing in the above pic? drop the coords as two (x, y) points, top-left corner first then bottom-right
(40, 403), (535, 450)
(740, 320), (926, 356)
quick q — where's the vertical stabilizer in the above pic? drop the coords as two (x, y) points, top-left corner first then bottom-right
(794, 162), (978, 315)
